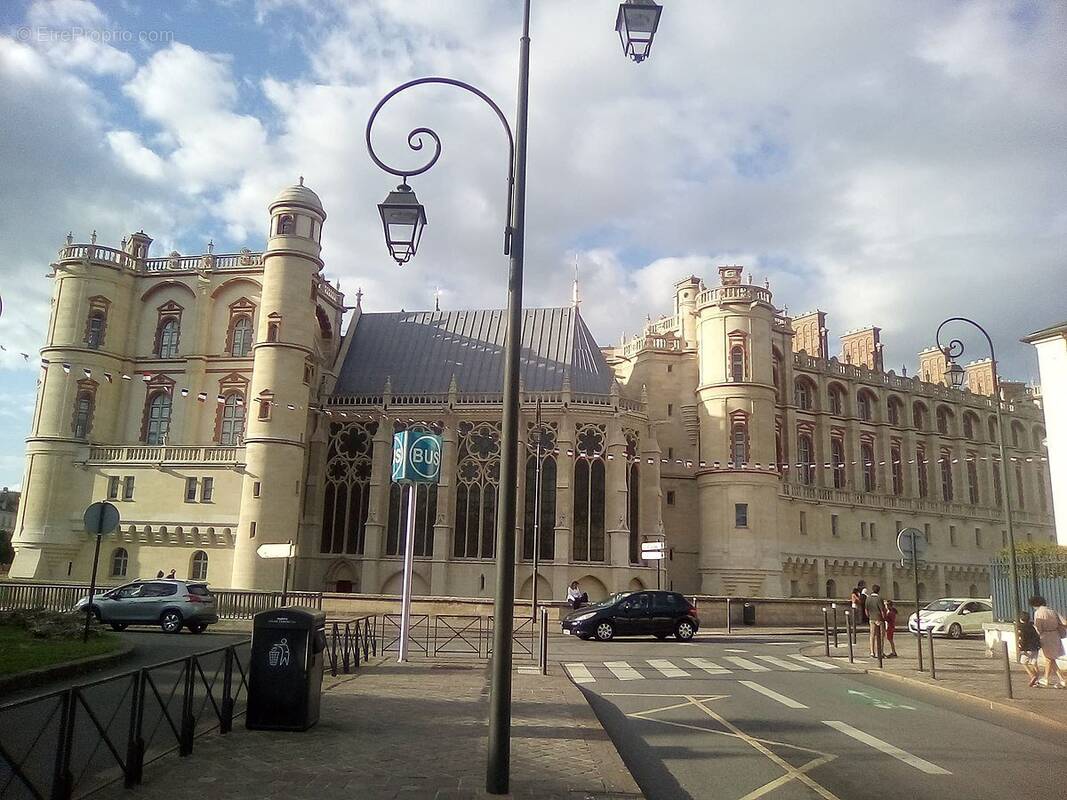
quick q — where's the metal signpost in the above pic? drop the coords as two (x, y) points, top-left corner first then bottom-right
(897, 527), (928, 671)
(256, 542), (296, 605)
(641, 540), (665, 590)
(82, 501), (120, 642)
(392, 430), (442, 662)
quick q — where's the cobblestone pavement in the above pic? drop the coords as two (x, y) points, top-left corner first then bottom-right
(813, 630), (1067, 730)
(101, 659), (643, 800)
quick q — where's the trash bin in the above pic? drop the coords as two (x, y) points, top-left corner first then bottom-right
(743, 602), (756, 626)
(247, 606), (327, 731)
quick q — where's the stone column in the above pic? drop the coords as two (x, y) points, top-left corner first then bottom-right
(430, 416), (457, 594)
(361, 414), (392, 594)
(816, 557), (827, 599)
(554, 413), (574, 573)
(606, 422), (629, 578)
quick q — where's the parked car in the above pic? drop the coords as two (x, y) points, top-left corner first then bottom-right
(74, 579), (219, 633)
(907, 597), (992, 639)
(561, 590), (699, 642)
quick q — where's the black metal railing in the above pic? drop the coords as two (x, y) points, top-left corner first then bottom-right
(0, 641), (250, 800)
(376, 614), (539, 660)
(324, 617), (378, 677)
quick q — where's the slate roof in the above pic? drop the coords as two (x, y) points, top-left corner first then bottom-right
(334, 307), (614, 396)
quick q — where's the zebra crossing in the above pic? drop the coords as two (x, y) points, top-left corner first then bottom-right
(563, 653), (839, 684)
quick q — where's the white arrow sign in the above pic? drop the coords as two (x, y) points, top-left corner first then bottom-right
(641, 541), (665, 552)
(257, 542), (296, 559)
(643, 552), (665, 560)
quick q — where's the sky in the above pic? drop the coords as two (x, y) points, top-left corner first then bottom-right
(0, 0), (1064, 490)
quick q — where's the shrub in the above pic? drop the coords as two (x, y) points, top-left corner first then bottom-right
(0, 608), (105, 640)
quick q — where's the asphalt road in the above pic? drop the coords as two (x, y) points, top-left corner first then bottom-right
(553, 631), (1066, 800)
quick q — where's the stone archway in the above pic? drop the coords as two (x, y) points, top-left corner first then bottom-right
(574, 574), (609, 602)
(517, 573), (553, 601)
(627, 577), (646, 592)
(380, 570), (429, 596)
(324, 559), (359, 593)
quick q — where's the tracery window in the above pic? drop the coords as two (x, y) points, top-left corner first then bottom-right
(387, 481), (438, 557)
(454, 421), (500, 559)
(523, 422), (558, 562)
(321, 422), (375, 554)
(573, 424), (606, 562)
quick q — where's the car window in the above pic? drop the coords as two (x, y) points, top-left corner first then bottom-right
(978, 602), (992, 612)
(187, 585), (212, 597)
(652, 593), (683, 611)
(115, 584), (144, 598)
(924, 599), (960, 612)
(141, 582), (178, 597)
(962, 601), (982, 613)
(625, 593), (650, 612)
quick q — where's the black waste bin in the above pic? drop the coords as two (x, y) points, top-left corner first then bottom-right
(743, 602), (756, 626)
(247, 607), (327, 731)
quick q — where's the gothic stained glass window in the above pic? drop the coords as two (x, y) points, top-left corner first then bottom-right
(387, 482), (438, 557)
(321, 421), (375, 555)
(523, 455), (557, 561)
(454, 421), (500, 559)
(573, 424), (606, 562)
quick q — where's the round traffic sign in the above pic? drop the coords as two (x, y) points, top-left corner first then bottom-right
(896, 527), (927, 560)
(83, 501), (120, 535)
(408, 433), (442, 481)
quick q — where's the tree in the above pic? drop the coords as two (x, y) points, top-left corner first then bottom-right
(0, 529), (13, 566)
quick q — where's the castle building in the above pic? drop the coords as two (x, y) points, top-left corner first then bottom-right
(9, 184), (1056, 600)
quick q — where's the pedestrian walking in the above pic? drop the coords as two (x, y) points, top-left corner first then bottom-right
(1015, 612), (1042, 688)
(883, 599), (898, 657)
(859, 581), (870, 625)
(1030, 596), (1066, 689)
(865, 584), (884, 658)
(566, 580), (588, 610)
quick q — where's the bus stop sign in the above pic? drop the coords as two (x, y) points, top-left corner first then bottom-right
(391, 431), (442, 484)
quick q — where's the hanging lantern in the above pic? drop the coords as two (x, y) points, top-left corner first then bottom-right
(377, 182), (427, 266)
(616, 1), (663, 63)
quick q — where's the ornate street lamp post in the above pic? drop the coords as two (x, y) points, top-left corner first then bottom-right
(366, 3), (664, 793)
(935, 317), (1021, 619)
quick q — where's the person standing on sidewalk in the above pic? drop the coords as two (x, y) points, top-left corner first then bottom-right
(882, 599), (898, 657)
(1030, 596), (1066, 689)
(865, 584), (884, 658)
(1015, 612), (1043, 688)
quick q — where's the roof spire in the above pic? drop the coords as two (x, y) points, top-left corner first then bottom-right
(434, 286), (442, 312)
(355, 287), (363, 307)
(298, 175), (304, 186)
(572, 254), (581, 310)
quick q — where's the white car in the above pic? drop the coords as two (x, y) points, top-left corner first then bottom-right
(907, 597), (993, 639)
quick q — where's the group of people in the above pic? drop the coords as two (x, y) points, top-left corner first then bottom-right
(1016, 596), (1066, 689)
(849, 580), (899, 658)
(155, 569), (177, 579)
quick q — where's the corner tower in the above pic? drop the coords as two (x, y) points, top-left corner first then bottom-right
(231, 180), (326, 588)
(694, 266), (782, 595)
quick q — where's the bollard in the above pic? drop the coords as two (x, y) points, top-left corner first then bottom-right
(822, 608), (830, 657)
(877, 624), (884, 669)
(1001, 640), (1013, 699)
(927, 628), (937, 680)
(845, 610), (855, 664)
(726, 597), (732, 633)
(539, 607), (549, 676)
(832, 603), (839, 650)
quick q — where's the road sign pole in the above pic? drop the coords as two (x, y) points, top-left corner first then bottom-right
(398, 483), (418, 663)
(912, 533), (924, 672)
(281, 543), (291, 607)
(83, 526), (103, 643)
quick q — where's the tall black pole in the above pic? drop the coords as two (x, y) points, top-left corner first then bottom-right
(83, 507), (104, 643)
(487, 0), (531, 793)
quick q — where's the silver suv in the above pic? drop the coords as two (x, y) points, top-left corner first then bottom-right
(75, 580), (219, 633)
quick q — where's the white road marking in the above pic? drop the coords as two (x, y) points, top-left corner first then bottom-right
(724, 656), (771, 672)
(724, 648), (749, 653)
(789, 654), (839, 670)
(684, 657), (732, 675)
(647, 659), (690, 678)
(605, 661), (643, 681)
(739, 680), (809, 709)
(564, 663), (595, 684)
(823, 721), (951, 775)
(755, 655), (807, 671)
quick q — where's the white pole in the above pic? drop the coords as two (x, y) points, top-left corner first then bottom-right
(398, 483), (418, 662)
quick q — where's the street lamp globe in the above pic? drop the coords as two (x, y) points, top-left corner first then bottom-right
(378, 182), (427, 266)
(616, 0), (663, 63)
(944, 359), (966, 389)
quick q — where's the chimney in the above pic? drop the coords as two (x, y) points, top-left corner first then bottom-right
(791, 310), (828, 358)
(840, 326), (883, 371)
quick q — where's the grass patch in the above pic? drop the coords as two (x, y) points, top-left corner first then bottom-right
(0, 613), (123, 677)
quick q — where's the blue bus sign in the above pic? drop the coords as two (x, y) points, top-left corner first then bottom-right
(391, 431), (442, 484)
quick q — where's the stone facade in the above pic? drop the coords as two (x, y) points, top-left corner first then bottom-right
(9, 185), (1056, 601)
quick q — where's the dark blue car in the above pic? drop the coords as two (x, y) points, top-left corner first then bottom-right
(560, 590), (699, 642)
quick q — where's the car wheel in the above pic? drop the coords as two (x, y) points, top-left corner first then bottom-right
(948, 623), (963, 640)
(187, 623), (207, 634)
(594, 621), (615, 642)
(675, 620), (696, 641)
(110, 622), (128, 631)
(160, 610), (184, 634)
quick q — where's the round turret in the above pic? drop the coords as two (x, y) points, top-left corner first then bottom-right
(269, 178), (326, 218)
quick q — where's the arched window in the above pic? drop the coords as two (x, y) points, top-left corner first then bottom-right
(278, 214), (295, 235)
(387, 482), (438, 557)
(967, 455), (980, 504)
(454, 422), (500, 559)
(857, 391), (874, 422)
(230, 315), (253, 357)
(913, 402), (928, 431)
(190, 550), (208, 581)
(962, 414), (976, 440)
(730, 346), (745, 382)
(794, 379), (814, 411)
(772, 353), (783, 402)
(73, 391), (94, 439)
(1014, 463), (1025, 509)
(828, 386), (844, 416)
(992, 464), (1003, 507)
(321, 421), (374, 554)
(110, 547), (128, 577)
(730, 415), (748, 468)
(940, 449), (954, 501)
(523, 454), (557, 561)
(627, 461), (640, 564)
(891, 445), (903, 496)
(797, 434), (814, 485)
(887, 397), (902, 426)
(831, 438), (846, 489)
(86, 311), (106, 349)
(573, 458), (606, 561)
(936, 407), (952, 435)
(861, 443), (876, 492)
(156, 317), (180, 358)
(988, 416), (998, 443)
(825, 579), (836, 599)
(1011, 422), (1024, 449)
(144, 392), (172, 445)
(917, 446), (929, 498)
(219, 393), (245, 446)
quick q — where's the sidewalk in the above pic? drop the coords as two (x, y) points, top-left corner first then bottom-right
(809, 630), (1067, 731)
(104, 658), (643, 800)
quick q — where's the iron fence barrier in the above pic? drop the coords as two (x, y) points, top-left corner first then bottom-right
(990, 555), (1067, 621)
(324, 616), (378, 677)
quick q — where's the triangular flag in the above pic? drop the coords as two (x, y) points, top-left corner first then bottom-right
(103, 372), (113, 383)
(62, 363), (71, 373)
(83, 368), (91, 379)
(142, 374), (151, 382)
(121, 374), (132, 381)
(180, 388), (189, 397)
(197, 392), (208, 402)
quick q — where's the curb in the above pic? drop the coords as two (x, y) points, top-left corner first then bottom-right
(0, 642), (136, 697)
(558, 672), (646, 798)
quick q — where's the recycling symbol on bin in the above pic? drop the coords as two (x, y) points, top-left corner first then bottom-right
(269, 638), (291, 667)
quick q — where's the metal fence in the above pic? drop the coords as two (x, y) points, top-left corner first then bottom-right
(0, 641), (250, 800)
(324, 617), (378, 676)
(378, 613), (538, 660)
(0, 582), (323, 619)
(991, 554), (1067, 621)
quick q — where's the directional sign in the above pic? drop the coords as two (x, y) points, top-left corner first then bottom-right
(257, 543), (296, 559)
(643, 552), (665, 561)
(897, 527), (928, 561)
(391, 431), (442, 484)
(83, 502), (120, 535)
(641, 541), (664, 552)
